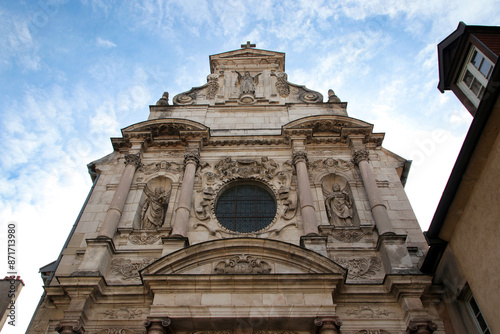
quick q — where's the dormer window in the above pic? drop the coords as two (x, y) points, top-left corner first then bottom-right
(457, 46), (494, 107)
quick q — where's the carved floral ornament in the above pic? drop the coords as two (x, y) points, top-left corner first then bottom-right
(214, 254), (272, 274)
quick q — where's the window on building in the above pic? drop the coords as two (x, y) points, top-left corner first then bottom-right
(215, 182), (276, 233)
(465, 290), (492, 334)
(457, 46), (494, 107)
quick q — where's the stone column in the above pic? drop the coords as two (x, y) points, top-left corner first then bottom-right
(314, 317), (342, 334)
(144, 318), (171, 334)
(99, 152), (142, 239)
(171, 151), (200, 237)
(293, 151), (318, 235)
(353, 149), (394, 235)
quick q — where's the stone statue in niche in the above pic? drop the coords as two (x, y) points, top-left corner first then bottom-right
(325, 183), (353, 226)
(141, 187), (170, 229)
(236, 71), (261, 95)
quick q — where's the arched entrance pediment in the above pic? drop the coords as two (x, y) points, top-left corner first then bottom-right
(141, 238), (346, 276)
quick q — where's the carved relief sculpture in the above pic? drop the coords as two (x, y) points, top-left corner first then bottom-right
(274, 72), (290, 97)
(214, 254), (272, 274)
(110, 258), (156, 280)
(334, 257), (382, 280)
(141, 187), (170, 230)
(195, 187), (215, 220)
(206, 73), (220, 99)
(325, 184), (353, 227)
(236, 71), (261, 95)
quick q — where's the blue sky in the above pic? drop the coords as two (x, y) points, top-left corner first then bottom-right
(1, 0), (499, 332)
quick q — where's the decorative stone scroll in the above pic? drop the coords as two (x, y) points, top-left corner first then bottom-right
(274, 72), (290, 97)
(144, 318), (171, 334)
(333, 257), (382, 280)
(214, 254), (271, 274)
(206, 74), (219, 99)
(110, 258), (156, 280)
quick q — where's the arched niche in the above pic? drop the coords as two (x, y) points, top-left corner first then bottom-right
(134, 176), (172, 230)
(321, 174), (359, 227)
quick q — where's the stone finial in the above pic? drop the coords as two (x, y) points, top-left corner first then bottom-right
(124, 152), (142, 169)
(353, 149), (370, 165)
(328, 89), (341, 102)
(156, 92), (169, 105)
(406, 320), (438, 334)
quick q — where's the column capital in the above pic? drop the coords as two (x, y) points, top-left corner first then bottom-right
(184, 151), (200, 167)
(353, 149), (370, 165)
(55, 320), (84, 334)
(292, 150), (308, 165)
(406, 320), (438, 334)
(144, 318), (171, 334)
(314, 316), (342, 333)
(124, 152), (142, 169)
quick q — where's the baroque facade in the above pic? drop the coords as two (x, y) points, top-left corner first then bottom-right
(29, 44), (442, 334)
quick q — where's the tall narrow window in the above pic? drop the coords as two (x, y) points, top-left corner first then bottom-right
(457, 46), (494, 107)
(465, 291), (491, 334)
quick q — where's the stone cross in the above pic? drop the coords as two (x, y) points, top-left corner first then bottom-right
(241, 41), (256, 49)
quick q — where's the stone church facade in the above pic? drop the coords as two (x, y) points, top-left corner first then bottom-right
(28, 44), (443, 334)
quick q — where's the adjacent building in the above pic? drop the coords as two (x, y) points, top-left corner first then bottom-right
(422, 22), (500, 334)
(29, 43), (443, 334)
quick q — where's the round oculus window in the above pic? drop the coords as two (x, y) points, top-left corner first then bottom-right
(215, 183), (277, 233)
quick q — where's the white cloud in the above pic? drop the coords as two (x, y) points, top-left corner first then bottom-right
(96, 37), (117, 48)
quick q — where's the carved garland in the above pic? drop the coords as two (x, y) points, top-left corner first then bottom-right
(214, 254), (272, 274)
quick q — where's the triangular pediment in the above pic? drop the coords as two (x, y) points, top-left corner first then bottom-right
(210, 48), (285, 73)
(141, 238), (346, 276)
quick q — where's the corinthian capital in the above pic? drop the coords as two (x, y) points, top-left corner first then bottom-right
(353, 149), (370, 165)
(292, 151), (308, 165)
(184, 151), (200, 167)
(124, 152), (142, 169)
